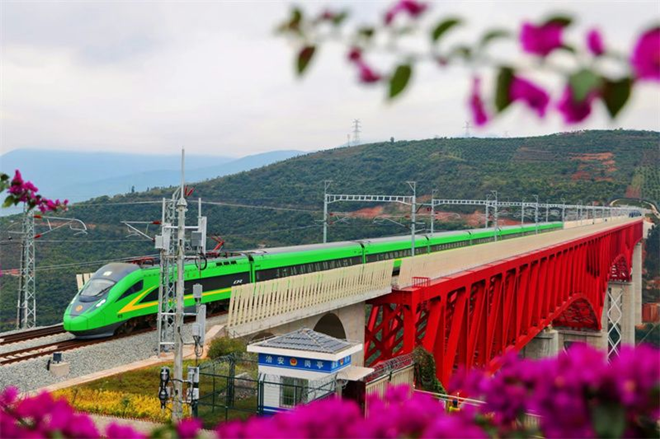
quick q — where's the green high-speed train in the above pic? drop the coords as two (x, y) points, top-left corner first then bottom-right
(63, 222), (562, 337)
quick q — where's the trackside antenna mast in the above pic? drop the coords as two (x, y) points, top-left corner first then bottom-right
(155, 147), (207, 422)
(172, 148), (187, 421)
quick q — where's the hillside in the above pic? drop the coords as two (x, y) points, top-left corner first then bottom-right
(0, 149), (302, 214)
(0, 129), (658, 330)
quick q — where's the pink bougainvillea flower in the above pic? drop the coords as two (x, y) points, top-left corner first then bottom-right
(356, 60), (382, 83)
(557, 86), (597, 124)
(319, 9), (336, 21)
(177, 417), (203, 439)
(384, 0), (428, 25)
(11, 169), (23, 186)
(520, 22), (563, 56)
(106, 423), (146, 439)
(509, 76), (550, 117)
(587, 28), (605, 56)
(0, 387), (19, 406)
(358, 63), (382, 83)
(347, 47), (362, 62)
(631, 27), (660, 81)
(469, 76), (489, 126)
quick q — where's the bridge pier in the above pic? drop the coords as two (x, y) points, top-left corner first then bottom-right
(633, 242), (642, 326)
(520, 328), (559, 359)
(607, 281), (637, 350)
(554, 275), (640, 357)
(249, 302), (366, 367)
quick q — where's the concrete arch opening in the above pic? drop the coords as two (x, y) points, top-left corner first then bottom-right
(314, 313), (347, 340)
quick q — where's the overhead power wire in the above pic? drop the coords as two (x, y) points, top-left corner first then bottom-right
(201, 200), (319, 213)
(3, 254), (160, 273)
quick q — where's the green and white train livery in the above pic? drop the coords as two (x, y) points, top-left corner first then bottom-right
(63, 222), (562, 337)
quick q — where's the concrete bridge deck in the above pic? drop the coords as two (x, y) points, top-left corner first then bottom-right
(225, 218), (640, 340)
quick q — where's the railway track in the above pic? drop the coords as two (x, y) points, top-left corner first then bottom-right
(0, 329), (152, 366)
(0, 324), (65, 346)
(0, 310), (227, 366)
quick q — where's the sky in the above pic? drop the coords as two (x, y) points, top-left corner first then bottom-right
(1, 0), (659, 157)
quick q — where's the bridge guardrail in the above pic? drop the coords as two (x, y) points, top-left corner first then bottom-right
(227, 260), (392, 334)
(397, 217), (633, 288)
(75, 273), (93, 290)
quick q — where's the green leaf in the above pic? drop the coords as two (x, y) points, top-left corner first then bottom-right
(479, 29), (510, 48)
(569, 69), (602, 102)
(291, 7), (302, 27)
(3, 195), (17, 208)
(543, 14), (573, 27)
(277, 7), (303, 34)
(449, 45), (472, 60)
(389, 64), (412, 100)
(296, 45), (316, 76)
(602, 77), (632, 118)
(558, 44), (576, 54)
(358, 27), (375, 40)
(431, 18), (461, 43)
(495, 67), (515, 112)
(332, 11), (348, 26)
(591, 403), (626, 438)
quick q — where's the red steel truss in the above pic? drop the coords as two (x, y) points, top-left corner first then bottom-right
(365, 220), (643, 385)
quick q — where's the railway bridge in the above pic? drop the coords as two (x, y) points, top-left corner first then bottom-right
(224, 217), (644, 384)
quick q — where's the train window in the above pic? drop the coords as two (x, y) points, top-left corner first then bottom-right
(80, 279), (115, 297)
(141, 288), (159, 303)
(117, 280), (144, 302)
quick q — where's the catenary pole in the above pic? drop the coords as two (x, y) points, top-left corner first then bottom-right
(408, 181), (416, 256)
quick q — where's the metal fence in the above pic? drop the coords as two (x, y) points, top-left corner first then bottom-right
(197, 353), (260, 423)
(197, 353), (338, 424)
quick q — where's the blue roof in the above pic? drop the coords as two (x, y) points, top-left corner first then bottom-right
(251, 328), (352, 354)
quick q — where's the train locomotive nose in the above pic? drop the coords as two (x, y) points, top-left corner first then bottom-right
(64, 312), (89, 332)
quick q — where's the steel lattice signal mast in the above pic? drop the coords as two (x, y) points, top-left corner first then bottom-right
(14, 209), (87, 329)
(156, 189), (179, 355)
(16, 208), (35, 329)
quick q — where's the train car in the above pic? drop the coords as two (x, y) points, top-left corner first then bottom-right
(250, 241), (364, 281)
(63, 222), (563, 338)
(358, 235), (430, 271)
(64, 255), (251, 337)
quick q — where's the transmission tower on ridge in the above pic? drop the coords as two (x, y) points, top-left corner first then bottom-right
(352, 119), (361, 145)
(463, 121), (472, 138)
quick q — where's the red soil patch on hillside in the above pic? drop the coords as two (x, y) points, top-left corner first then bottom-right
(346, 206), (385, 218)
(570, 152), (618, 181)
(625, 186), (641, 198)
(572, 170), (591, 181)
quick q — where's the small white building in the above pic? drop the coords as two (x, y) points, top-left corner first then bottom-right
(248, 328), (373, 415)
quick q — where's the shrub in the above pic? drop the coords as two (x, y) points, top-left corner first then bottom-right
(207, 336), (246, 359)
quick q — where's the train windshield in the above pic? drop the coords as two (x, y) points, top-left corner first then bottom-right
(80, 278), (115, 297)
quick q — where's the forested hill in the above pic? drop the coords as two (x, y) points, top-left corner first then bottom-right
(0, 129), (658, 329)
(143, 129), (659, 206)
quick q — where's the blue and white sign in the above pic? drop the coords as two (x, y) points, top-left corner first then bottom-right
(258, 353), (351, 373)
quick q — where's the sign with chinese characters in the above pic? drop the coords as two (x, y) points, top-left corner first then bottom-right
(258, 353), (351, 373)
